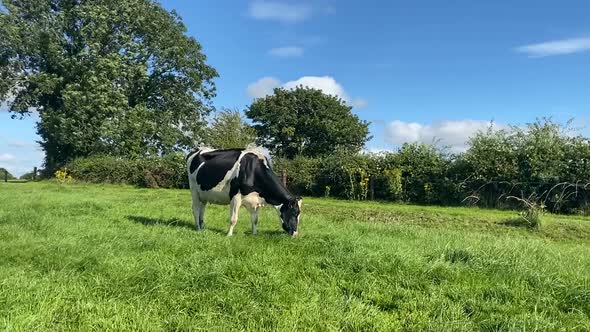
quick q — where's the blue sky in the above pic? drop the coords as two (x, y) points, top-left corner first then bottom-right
(2, 0), (590, 175)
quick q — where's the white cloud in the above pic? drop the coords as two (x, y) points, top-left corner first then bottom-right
(269, 46), (304, 57)
(247, 75), (368, 108)
(247, 76), (282, 99)
(8, 140), (30, 148)
(515, 37), (590, 57)
(385, 120), (504, 153)
(0, 153), (16, 162)
(283, 76), (348, 100)
(248, 1), (313, 23)
(351, 98), (368, 109)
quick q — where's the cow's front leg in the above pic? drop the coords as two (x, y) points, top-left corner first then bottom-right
(251, 210), (259, 235)
(227, 195), (241, 236)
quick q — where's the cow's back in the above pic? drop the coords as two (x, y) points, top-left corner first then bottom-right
(187, 148), (244, 204)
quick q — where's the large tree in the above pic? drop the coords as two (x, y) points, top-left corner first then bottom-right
(0, 0), (217, 171)
(203, 108), (257, 149)
(246, 87), (370, 158)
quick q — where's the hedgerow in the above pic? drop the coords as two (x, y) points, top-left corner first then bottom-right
(66, 153), (187, 189)
(63, 119), (590, 215)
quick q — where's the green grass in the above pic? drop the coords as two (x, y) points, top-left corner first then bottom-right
(1, 182), (589, 331)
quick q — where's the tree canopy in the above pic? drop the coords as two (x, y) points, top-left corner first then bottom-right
(0, 0), (218, 170)
(246, 87), (371, 159)
(203, 108), (257, 149)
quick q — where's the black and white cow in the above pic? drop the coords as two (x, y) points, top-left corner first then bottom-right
(186, 148), (302, 236)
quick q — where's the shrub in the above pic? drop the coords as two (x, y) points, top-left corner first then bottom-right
(381, 168), (403, 201)
(576, 202), (590, 216)
(273, 156), (321, 195)
(395, 143), (450, 204)
(462, 119), (590, 213)
(55, 168), (73, 183)
(145, 153), (189, 189)
(59, 117), (590, 215)
(315, 151), (375, 200)
(65, 153), (187, 189)
(66, 155), (142, 185)
(19, 171), (37, 181)
(273, 147), (456, 203)
(506, 194), (545, 230)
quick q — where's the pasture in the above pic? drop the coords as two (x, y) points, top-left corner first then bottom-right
(1, 182), (589, 331)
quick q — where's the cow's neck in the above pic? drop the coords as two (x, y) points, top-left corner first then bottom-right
(266, 188), (293, 206)
(259, 170), (294, 206)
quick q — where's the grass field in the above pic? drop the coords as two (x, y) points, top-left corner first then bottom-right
(1, 182), (589, 331)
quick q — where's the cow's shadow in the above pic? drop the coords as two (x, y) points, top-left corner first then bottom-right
(255, 229), (286, 237)
(125, 215), (226, 235)
(126, 215), (290, 237)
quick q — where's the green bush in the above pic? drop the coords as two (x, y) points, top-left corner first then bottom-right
(66, 154), (187, 189)
(381, 168), (403, 200)
(19, 171), (37, 181)
(314, 152), (375, 200)
(395, 143), (452, 204)
(273, 156), (322, 195)
(146, 154), (189, 189)
(66, 156), (140, 185)
(462, 119), (590, 213)
(60, 118), (590, 215)
(272, 147), (457, 203)
(506, 194), (545, 230)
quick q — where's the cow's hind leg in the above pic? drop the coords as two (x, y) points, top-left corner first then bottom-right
(191, 194), (205, 231)
(198, 202), (207, 230)
(227, 195), (241, 236)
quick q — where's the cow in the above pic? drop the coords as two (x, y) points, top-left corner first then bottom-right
(186, 147), (302, 237)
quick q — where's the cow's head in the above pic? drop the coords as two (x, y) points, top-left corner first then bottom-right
(279, 197), (302, 237)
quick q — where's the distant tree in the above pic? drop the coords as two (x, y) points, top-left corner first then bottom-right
(246, 87), (371, 158)
(0, 0), (218, 171)
(0, 168), (16, 180)
(19, 171), (36, 180)
(203, 108), (257, 149)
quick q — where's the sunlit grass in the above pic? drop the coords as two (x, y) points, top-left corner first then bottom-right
(1, 182), (589, 330)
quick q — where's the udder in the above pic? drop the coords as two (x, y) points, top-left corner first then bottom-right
(241, 192), (267, 211)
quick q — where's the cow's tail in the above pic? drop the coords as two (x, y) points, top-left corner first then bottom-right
(185, 145), (216, 162)
(185, 148), (200, 162)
